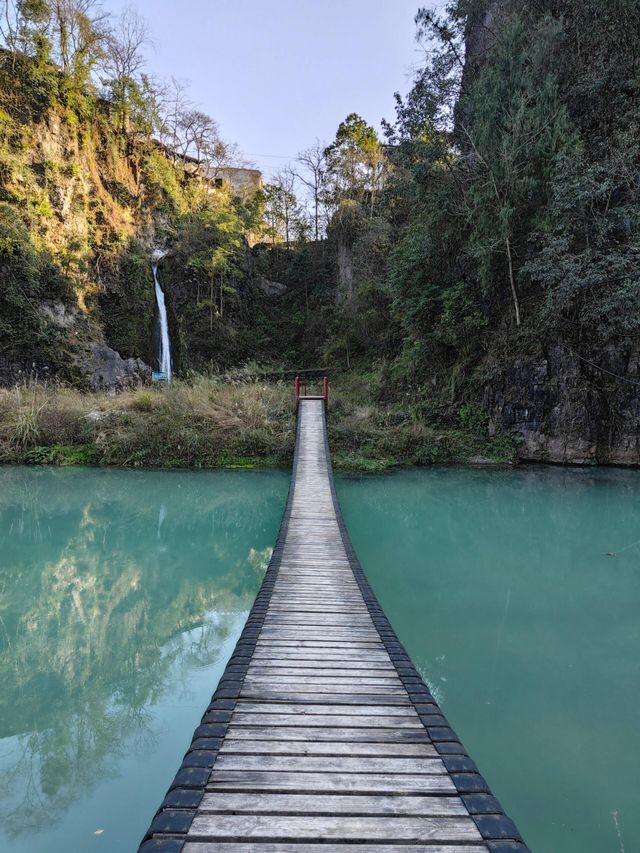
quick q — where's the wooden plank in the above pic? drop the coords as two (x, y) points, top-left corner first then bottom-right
(266, 607), (369, 614)
(253, 641), (386, 651)
(270, 584), (360, 590)
(272, 585), (357, 589)
(233, 703), (417, 716)
(237, 693), (413, 706)
(243, 669), (401, 680)
(224, 727), (431, 743)
(242, 676), (403, 687)
(213, 754), (447, 774)
(184, 845), (487, 853)
(206, 770), (457, 794)
(240, 686), (411, 705)
(268, 596), (366, 602)
(246, 666), (397, 675)
(188, 815), (482, 842)
(250, 651), (392, 662)
(197, 792), (465, 816)
(256, 635), (383, 644)
(249, 654), (390, 664)
(264, 616), (374, 626)
(254, 639), (384, 647)
(263, 613), (377, 634)
(225, 713), (424, 728)
(218, 742), (437, 757)
(239, 684), (409, 694)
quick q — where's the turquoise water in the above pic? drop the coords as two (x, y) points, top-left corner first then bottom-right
(0, 466), (288, 852)
(338, 466), (640, 853)
(0, 465), (638, 852)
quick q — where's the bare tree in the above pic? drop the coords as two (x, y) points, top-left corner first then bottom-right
(50, 0), (109, 81)
(104, 7), (149, 80)
(101, 7), (151, 135)
(155, 78), (237, 182)
(178, 109), (224, 166)
(157, 76), (193, 158)
(295, 139), (327, 240)
(0, 1), (18, 52)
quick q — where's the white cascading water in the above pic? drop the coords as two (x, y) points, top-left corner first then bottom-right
(153, 262), (172, 381)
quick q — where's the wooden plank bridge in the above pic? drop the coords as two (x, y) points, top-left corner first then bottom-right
(140, 395), (528, 852)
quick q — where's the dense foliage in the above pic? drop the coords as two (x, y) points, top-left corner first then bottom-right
(381, 1), (640, 370)
(275, 0), (640, 420)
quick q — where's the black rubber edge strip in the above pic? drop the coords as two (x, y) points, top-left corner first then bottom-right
(320, 404), (530, 852)
(137, 413), (303, 852)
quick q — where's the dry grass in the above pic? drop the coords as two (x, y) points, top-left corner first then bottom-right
(0, 375), (518, 469)
(0, 385), (46, 450)
(0, 377), (296, 467)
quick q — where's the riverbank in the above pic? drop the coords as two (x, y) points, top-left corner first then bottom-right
(0, 375), (517, 471)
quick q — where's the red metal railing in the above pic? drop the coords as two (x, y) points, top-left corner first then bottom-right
(295, 376), (328, 413)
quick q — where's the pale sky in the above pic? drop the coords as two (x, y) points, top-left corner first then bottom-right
(103, 0), (440, 178)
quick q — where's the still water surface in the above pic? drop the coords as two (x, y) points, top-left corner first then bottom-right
(0, 464), (638, 852)
(0, 467), (289, 852)
(339, 466), (640, 853)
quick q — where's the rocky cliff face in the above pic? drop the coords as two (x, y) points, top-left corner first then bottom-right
(485, 344), (640, 465)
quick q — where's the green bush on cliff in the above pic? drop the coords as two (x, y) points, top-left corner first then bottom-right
(142, 150), (187, 214)
(99, 250), (155, 361)
(0, 203), (72, 366)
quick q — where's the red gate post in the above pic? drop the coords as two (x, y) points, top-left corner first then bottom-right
(294, 376), (301, 413)
(323, 376), (329, 410)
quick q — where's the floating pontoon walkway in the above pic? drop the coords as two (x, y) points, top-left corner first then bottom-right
(140, 399), (528, 852)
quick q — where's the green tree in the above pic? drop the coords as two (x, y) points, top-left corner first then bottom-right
(459, 13), (574, 327)
(525, 144), (640, 339)
(264, 172), (300, 248)
(325, 113), (384, 214)
(49, 0), (109, 87)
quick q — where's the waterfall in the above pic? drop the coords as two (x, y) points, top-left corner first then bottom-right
(153, 262), (172, 382)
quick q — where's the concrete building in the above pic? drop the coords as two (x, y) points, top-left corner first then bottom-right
(209, 166), (263, 194)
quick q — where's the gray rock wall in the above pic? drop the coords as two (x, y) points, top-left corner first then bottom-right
(485, 344), (640, 465)
(77, 343), (151, 391)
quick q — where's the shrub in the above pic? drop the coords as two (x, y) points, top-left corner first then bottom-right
(128, 390), (156, 412)
(458, 403), (488, 436)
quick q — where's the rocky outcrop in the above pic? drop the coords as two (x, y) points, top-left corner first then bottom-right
(485, 343), (640, 465)
(39, 300), (79, 329)
(77, 343), (151, 391)
(256, 276), (287, 296)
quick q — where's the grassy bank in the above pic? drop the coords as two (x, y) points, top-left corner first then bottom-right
(0, 375), (517, 471)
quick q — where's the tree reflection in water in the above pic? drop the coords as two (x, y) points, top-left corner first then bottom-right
(0, 467), (287, 841)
